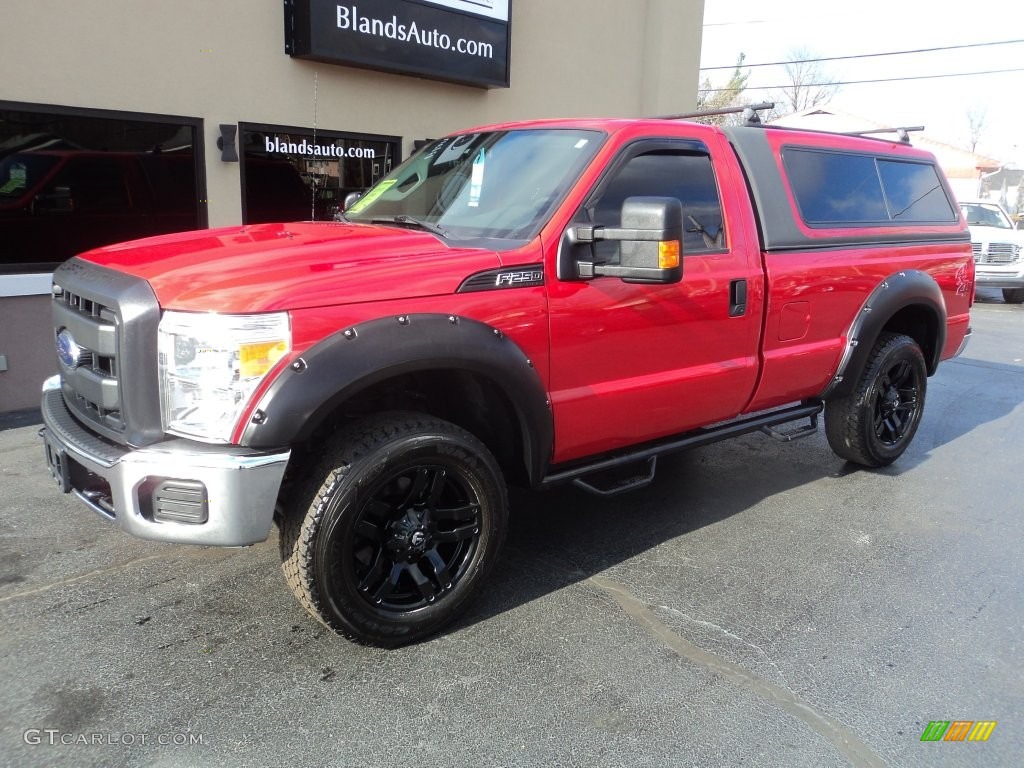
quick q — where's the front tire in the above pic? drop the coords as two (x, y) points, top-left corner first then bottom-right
(280, 413), (507, 647)
(825, 333), (927, 467)
(1002, 288), (1024, 304)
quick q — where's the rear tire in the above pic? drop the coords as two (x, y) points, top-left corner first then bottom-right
(1002, 288), (1024, 304)
(279, 412), (507, 647)
(825, 333), (927, 467)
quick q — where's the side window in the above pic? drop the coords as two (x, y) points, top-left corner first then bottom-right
(783, 149), (887, 224)
(139, 154), (198, 214)
(590, 149), (726, 261)
(47, 158), (131, 213)
(877, 160), (956, 222)
(783, 148), (957, 225)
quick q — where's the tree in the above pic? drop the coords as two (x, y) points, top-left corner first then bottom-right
(695, 53), (750, 125)
(772, 47), (840, 116)
(966, 106), (987, 153)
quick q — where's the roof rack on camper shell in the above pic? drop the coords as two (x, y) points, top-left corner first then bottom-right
(844, 126), (925, 144)
(656, 103), (926, 146)
(655, 102), (775, 125)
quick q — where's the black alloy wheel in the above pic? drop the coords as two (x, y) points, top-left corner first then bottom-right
(338, 463), (483, 612)
(280, 412), (507, 647)
(871, 357), (921, 447)
(825, 332), (928, 467)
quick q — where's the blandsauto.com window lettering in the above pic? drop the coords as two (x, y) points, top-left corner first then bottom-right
(336, 5), (495, 59)
(263, 137), (376, 159)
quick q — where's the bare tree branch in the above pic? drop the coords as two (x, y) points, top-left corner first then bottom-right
(967, 106), (987, 153)
(772, 47), (840, 116)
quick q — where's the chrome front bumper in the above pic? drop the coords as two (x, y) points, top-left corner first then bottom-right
(40, 378), (290, 546)
(974, 266), (1024, 289)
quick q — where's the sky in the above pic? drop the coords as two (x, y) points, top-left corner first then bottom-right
(699, 0), (1023, 165)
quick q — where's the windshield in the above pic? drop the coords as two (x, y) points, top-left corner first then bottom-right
(960, 202), (1013, 229)
(0, 153), (59, 200)
(345, 128), (604, 241)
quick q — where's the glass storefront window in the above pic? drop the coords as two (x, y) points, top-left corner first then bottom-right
(240, 124), (400, 224)
(0, 103), (204, 274)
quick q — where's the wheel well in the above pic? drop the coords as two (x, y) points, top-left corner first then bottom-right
(300, 369), (529, 486)
(880, 304), (941, 374)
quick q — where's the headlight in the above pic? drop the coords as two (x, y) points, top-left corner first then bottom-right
(158, 311), (290, 442)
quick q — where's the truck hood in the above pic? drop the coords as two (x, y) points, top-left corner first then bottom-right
(78, 221), (503, 312)
(966, 224), (1024, 243)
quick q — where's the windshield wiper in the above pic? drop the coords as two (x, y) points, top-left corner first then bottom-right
(370, 215), (449, 239)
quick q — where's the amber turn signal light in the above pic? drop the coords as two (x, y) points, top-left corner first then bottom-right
(658, 240), (681, 269)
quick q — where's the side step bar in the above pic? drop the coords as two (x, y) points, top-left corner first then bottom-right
(760, 412), (819, 442)
(572, 457), (658, 497)
(541, 401), (823, 494)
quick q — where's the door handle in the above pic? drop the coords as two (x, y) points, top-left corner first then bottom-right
(729, 279), (747, 317)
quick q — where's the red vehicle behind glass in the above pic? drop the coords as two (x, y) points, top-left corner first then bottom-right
(39, 112), (973, 646)
(0, 150), (198, 272)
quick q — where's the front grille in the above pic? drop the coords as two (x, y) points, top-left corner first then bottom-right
(974, 242), (1021, 265)
(986, 243), (1020, 264)
(52, 258), (163, 447)
(55, 288), (123, 431)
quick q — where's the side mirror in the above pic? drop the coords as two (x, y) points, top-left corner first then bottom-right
(31, 186), (74, 214)
(570, 196), (683, 284)
(342, 191), (363, 211)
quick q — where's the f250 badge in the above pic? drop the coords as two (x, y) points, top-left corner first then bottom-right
(457, 264), (545, 293)
(495, 270), (543, 287)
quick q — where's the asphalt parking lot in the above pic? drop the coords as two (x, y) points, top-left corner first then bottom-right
(1, 289), (1022, 768)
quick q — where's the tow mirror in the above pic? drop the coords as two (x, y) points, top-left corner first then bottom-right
(570, 196), (683, 284)
(31, 186), (74, 214)
(342, 191), (363, 211)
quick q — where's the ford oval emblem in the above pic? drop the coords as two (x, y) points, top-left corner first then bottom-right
(56, 328), (82, 369)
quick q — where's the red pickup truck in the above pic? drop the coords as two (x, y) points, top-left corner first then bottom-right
(39, 116), (973, 646)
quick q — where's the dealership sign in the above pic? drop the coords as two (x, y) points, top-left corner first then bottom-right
(284, 0), (511, 88)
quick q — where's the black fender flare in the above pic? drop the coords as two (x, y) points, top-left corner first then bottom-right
(820, 269), (946, 400)
(241, 313), (553, 485)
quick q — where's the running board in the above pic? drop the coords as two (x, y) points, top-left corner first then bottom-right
(760, 412), (819, 442)
(541, 401), (824, 492)
(572, 457), (658, 497)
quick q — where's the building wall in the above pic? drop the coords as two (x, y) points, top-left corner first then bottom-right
(2, 0), (703, 229)
(0, 0), (705, 412)
(0, 293), (55, 412)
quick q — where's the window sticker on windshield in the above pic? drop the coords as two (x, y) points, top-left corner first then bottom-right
(347, 179), (396, 214)
(469, 149), (485, 208)
(0, 162), (27, 195)
(574, 139), (589, 149)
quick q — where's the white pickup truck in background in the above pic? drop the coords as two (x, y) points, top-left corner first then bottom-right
(960, 199), (1024, 303)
